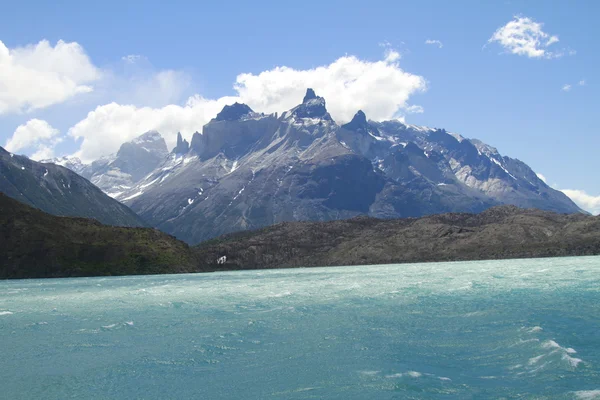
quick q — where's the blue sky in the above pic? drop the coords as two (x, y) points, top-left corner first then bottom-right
(1, 0), (598, 212)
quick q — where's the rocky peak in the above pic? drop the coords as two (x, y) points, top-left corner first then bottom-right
(352, 110), (367, 124)
(215, 103), (254, 122)
(190, 131), (203, 154)
(341, 110), (380, 137)
(123, 131), (169, 158)
(288, 88), (331, 120)
(172, 132), (190, 154)
(303, 88), (317, 103)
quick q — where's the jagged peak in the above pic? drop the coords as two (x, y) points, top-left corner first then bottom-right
(342, 110), (368, 129)
(284, 88), (331, 121)
(341, 110), (381, 137)
(354, 110), (367, 124)
(215, 103), (254, 122)
(303, 88), (317, 103)
(172, 132), (190, 154)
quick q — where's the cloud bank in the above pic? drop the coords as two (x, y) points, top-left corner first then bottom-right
(66, 51), (427, 162)
(0, 39), (100, 115)
(425, 40), (443, 48)
(561, 189), (600, 215)
(4, 119), (62, 160)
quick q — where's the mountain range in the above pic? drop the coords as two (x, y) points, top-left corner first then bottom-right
(44, 89), (581, 244)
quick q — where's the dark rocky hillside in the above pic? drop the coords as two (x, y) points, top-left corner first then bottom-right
(3, 191), (598, 279)
(0, 193), (198, 279)
(196, 206), (600, 270)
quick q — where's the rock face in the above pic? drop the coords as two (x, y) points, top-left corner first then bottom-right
(99, 89), (581, 244)
(0, 193), (198, 279)
(195, 206), (600, 270)
(172, 132), (190, 154)
(0, 147), (144, 227)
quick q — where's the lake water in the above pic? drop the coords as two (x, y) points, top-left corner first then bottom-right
(1, 256), (600, 399)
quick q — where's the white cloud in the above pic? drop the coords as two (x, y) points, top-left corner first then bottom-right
(0, 39), (100, 115)
(488, 16), (564, 59)
(562, 80), (587, 92)
(561, 189), (600, 215)
(122, 54), (142, 64)
(234, 52), (426, 123)
(425, 39), (443, 48)
(4, 119), (62, 160)
(118, 69), (191, 108)
(405, 105), (424, 114)
(68, 52), (427, 162)
(68, 96), (238, 162)
(384, 49), (401, 63)
(536, 173), (547, 183)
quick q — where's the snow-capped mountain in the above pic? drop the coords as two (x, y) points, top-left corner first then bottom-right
(43, 155), (87, 175)
(82, 89), (580, 244)
(46, 131), (169, 199)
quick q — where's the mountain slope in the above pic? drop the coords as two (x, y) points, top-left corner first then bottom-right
(0, 147), (144, 227)
(195, 206), (600, 270)
(0, 193), (199, 279)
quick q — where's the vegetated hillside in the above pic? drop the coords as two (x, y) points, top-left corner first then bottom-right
(196, 206), (600, 270)
(0, 193), (199, 279)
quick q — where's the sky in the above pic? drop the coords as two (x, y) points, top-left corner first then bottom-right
(1, 0), (598, 213)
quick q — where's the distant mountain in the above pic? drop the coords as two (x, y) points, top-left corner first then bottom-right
(1, 146), (144, 227)
(195, 206), (600, 270)
(0, 193), (198, 279)
(58, 89), (581, 244)
(45, 130), (169, 198)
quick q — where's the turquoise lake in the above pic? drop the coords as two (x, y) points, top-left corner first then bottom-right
(1, 256), (600, 399)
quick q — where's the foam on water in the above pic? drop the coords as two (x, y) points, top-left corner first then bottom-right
(1, 256), (600, 399)
(576, 390), (600, 399)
